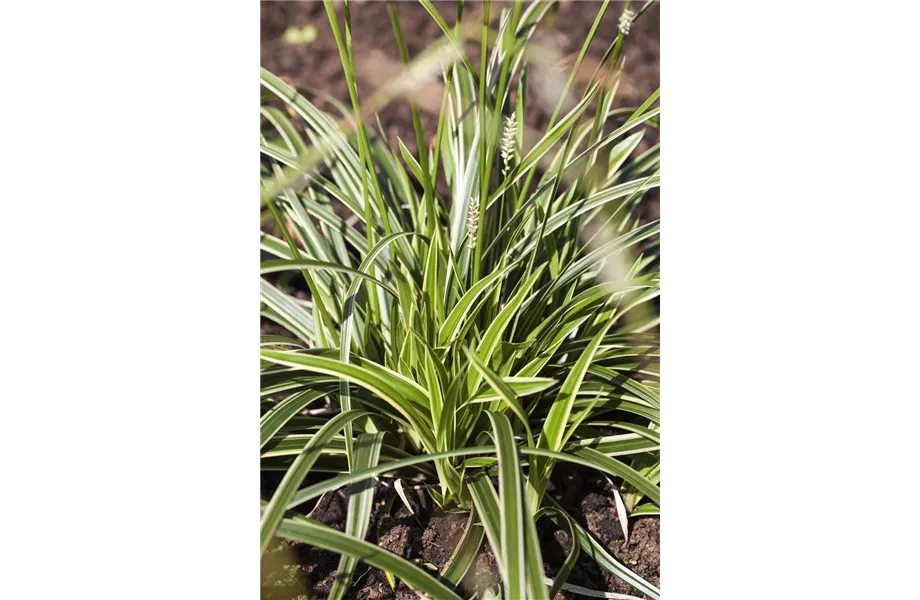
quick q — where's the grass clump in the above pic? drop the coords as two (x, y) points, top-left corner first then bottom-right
(260, 1), (660, 598)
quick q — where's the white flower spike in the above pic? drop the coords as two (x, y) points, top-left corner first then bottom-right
(618, 8), (636, 36)
(501, 115), (517, 177)
(466, 195), (480, 249)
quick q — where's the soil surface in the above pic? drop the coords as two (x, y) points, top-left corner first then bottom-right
(261, 466), (659, 599)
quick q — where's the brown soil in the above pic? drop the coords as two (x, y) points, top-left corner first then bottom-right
(261, 466), (659, 599)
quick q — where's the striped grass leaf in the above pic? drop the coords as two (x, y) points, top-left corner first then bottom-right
(263, 348), (432, 402)
(440, 507), (485, 587)
(543, 580), (647, 600)
(480, 412), (551, 599)
(625, 86), (661, 125)
(549, 220), (661, 294)
(329, 432), (386, 600)
(260, 350), (437, 453)
(546, 497), (660, 600)
(279, 185), (341, 272)
(517, 316), (592, 377)
(339, 231), (422, 465)
(421, 227), (448, 330)
(277, 517), (461, 600)
(585, 422), (660, 444)
(260, 279), (314, 343)
(465, 349), (533, 445)
(263, 180), (340, 349)
(260, 370), (336, 398)
(485, 412), (527, 600)
(259, 389), (327, 448)
(462, 338), (525, 433)
(473, 265), (545, 371)
(514, 182), (661, 256)
(460, 432), (658, 469)
(536, 506), (581, 599)
(572, 434), (659, 458)
(565, 107), (661, 176)
(539, 312), (618, 455)
(566, 445), (660, 506)
(260, 258), (397, 298)
(260, 409), (371, 555)
(528, 310), (613, 511)
(261, 105), (308, 157)
(397, 136), (425, 184)
(467, 473), (502, 566)
(259, 71), (361, 204)
(623, 459), (660, 511)
(284, 444), (653, 512)
(586, 365), (660, 409)
(620, 144), (660, 182)
(631, 504), (660, 517)
(261, 456), (427, 477)
(438, 263), (515, 346)
(260, 142), (299, 168)
(260, 435), (411, 464)
(522, 493), (550, 600)
(606, 131), (646, 179)
(575, 396), (660, 425)
(489, 82), (602, 206)
(259, 334), (306, 348)
(417, 0), (480, 86)
(469, 376), (557, 405)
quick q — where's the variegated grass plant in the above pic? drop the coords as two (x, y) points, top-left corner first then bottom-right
(260, 1), (660, 598)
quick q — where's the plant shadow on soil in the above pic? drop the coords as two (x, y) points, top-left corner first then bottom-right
(261, 465), (659, 600)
